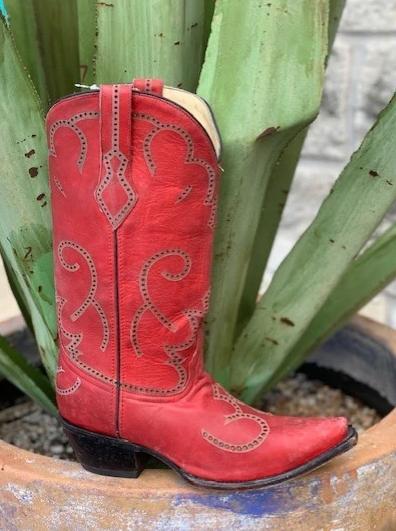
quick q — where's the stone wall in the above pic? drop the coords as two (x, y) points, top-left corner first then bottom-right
(267, 0), (396, 326)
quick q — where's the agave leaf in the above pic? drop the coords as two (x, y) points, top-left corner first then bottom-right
(198, 0), (329, 385)
(0, 16), (57, 380)
(271, 222), (396, 386)
(31, 310), (57, 381)
(236, 0), (346, 332)
(236, 132), (306, 335)
(233, 93), (396, 403)
(0, 335), (56, 415)
(77, 0), (97, 85)
(6, 0), (49, 107)
(30, 0), (80, 104)
(95, 0), (206, 90)
(203, 0), (215, 52)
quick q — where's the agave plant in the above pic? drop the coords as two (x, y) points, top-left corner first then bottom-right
(1, 0), (396, 414)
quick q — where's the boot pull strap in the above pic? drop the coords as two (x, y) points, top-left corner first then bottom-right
(132, 78), (164, 96)
(95, 84), (137, 230)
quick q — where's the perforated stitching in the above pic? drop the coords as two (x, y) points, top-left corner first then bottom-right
(128, 249), (201, 396)
(176, 185), (193, 204)
(133, 112), (217, 229)
(201, 384), (270, 453)
(53, 176), (66, 197)
(57, 295), (115, 386)
(58, 241), (109, 351)
(49, 112), (98, 172)
(95, 84), (137, 229)
(56, 366), (81, 396)
(131, 249), (191, 354)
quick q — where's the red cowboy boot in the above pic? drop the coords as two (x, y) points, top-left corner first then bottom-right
(47, 79), (357, 489)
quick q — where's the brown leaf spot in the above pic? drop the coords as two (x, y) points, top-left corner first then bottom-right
(23, 247), (32, 260)
(29, 167), (38, 178)
(369, 170), (379, 177)
(36, 193), (45, 201)
(25, 149), (35, 158)
(386, 180), (393, 186)
(174, 41), (180, 45)
(265, 336), (279, 345)
(258, 126), (280, 139)
(329, 238), (335, 243)
(280, 317), (295, 327)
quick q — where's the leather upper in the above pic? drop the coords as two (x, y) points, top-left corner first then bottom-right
(47, 80), (348, 483)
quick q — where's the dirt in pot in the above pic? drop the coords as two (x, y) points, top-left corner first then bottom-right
(0, 372), (381, 461)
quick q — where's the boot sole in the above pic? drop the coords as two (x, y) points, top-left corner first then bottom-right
(61, 417), (358, 490)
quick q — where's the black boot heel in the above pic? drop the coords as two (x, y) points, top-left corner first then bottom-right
(62, 418), (148, 478)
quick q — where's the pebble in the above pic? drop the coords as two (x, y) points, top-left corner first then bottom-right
(50, 444), (66, 455)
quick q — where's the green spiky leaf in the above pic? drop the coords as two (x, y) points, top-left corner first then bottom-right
(272, 222), (396, 385)
(236, 0), (346, 334)
(95, 0), (207, 90)
(0, 15), (57, 380)
(77, 0), (97, 84)
(233, 92), (396, 403)
(6, 0), (49, 107)
(0, 334), (56, 415)
(198, 0), (329, 385)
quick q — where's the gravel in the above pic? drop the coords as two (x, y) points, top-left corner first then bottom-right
(262, 373), (381, 431)
(0, 373), (381, 461)
(0, 399), (74, 460)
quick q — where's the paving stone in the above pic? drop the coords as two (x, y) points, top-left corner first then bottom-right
(354, 40), (396, 150)
(340, 0), (396, 32)
(302, 39), (352, 161)
(267, 163), (342, 274)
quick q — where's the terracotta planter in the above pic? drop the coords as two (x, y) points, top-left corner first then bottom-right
(0, 316), (395, 530)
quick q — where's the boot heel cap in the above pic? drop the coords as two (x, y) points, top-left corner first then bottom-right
(62, 418), (146, 479)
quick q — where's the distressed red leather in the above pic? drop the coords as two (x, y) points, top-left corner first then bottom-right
(47, 79), (348, 483)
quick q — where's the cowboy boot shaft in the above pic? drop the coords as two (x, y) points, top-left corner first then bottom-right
(47, 81), (220, 436)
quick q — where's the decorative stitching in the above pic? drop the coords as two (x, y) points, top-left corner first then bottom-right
(128, 248), (201, 396)
(95, 84), (137, 229)
(49, 111), (99, 172)
(133, 112), (217, 228)
(202, 289), (211, 313)
(176, 185), (193, 204)
(131, 249), (191, 351)
(57, 296), (115, 385)
(202, 384), (270, 453)
(55, 365), (81, 396)
(58, 241), (109, 351)
(53, 176), (67, 197)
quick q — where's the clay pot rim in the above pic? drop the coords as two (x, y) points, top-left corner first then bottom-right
(0, 314), (395, 495)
